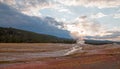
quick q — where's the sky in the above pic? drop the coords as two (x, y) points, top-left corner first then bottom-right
(0, 0), (120, 41)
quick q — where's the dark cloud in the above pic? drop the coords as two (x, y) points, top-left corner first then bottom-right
(0, 3), (71, 38)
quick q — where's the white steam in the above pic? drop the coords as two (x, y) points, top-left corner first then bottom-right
(64, 16), (103, 55)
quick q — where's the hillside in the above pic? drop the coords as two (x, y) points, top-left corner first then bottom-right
(0, 27), (119, 44)
(0, 27), (75, 43)
(85, 39), (120, 45)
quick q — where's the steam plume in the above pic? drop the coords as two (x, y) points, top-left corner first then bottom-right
(64, 16), (101, 55)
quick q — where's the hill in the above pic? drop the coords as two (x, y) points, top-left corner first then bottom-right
(0, 27), (75, 43)
(85, 39), (120, 45)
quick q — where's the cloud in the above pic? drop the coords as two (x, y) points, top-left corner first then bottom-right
(113, 13), (120, 18)
(63, 16), (106, 39)
(90, 12), (107, 19)
(57, 0), (120, 8)
(0, 0), (55, 16)
(58, 8), (72, 14)
(61, 15), (120, 41)
(0, 0), (73, 16)
(87, 31), (120, 41)
(0, 0), (16, 5)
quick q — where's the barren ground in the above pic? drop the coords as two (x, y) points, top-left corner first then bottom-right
(0, 43), (120, 69)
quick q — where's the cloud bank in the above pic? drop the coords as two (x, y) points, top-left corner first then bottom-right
(57, 0), (120, 8)
(0, 0), (55, 16)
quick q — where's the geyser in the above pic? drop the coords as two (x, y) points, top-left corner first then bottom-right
(64, 16), (101, 55)
(64, 39), (84, 55)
